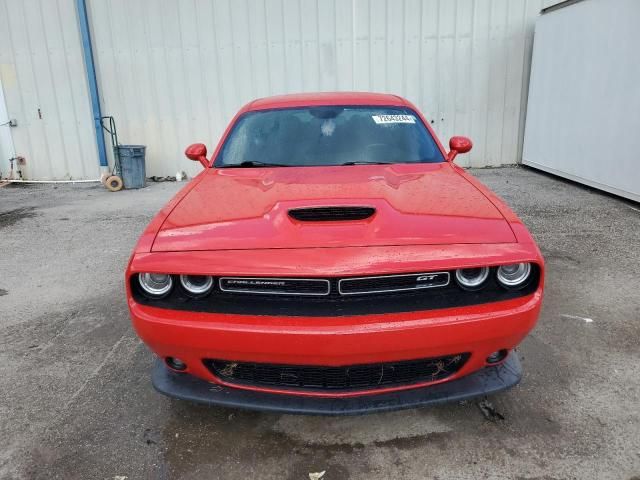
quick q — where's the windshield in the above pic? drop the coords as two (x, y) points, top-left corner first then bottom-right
(215, 106), (445, 167)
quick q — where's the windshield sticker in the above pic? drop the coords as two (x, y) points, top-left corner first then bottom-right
(321, 119), (336, 136)
(372, 114), (416, 124)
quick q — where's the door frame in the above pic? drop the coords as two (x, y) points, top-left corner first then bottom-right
(0, 73), (16, 179)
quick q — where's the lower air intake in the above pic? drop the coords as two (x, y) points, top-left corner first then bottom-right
(204, 353), (470, 392)
(288, 206), (375, 221)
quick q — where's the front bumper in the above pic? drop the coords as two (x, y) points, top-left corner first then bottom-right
(130, 288), (541, 398)
(152, 353), (522, 415)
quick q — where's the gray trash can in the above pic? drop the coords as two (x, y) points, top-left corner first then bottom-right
(116, 145), (146, 189)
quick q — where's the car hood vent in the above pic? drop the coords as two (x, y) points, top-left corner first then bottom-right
(288, 206), (376, 222)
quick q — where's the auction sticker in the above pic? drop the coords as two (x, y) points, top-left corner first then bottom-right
(372, 114), (416, 124)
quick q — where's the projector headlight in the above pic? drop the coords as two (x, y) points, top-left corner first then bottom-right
(455, 267), (490, 290)
(496, 263), (532, 288)
(180, 275), (214, 296)
(138, 273), (173, 298)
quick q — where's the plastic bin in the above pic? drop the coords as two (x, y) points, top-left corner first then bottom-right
(115, 145), (146, 189)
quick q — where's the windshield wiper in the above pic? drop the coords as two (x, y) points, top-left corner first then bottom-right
(223, 160), (291, 168)
(341, 161), (395, 165)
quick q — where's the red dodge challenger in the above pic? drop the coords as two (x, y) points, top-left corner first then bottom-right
(126, 92), (544, 414)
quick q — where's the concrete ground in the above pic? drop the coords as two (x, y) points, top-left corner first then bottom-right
(0, 167), (638, 480)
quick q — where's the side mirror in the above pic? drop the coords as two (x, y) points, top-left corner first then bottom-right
(185, 143), (209, 168)
(447, 136), (473, 162)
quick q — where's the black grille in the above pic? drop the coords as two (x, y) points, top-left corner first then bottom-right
(339, 272), (450, 295)
(204, 353), (470, 392)
(288, 206), (375, 221)
(131, 266), (541, 317)
(220, 277), (329, 296)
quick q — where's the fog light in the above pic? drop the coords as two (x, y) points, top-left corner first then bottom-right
(166, 357), (187, 371)
(486, 350), (508, 364)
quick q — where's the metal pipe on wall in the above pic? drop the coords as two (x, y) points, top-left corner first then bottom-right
(3, 179), (100, 184)
(75, 0), (108, 171)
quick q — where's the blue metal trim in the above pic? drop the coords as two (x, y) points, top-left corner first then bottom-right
(76, 0), (108, 167)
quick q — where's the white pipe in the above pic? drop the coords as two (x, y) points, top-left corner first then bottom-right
(3, 178), (101, 184)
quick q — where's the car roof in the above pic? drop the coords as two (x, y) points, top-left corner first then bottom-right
(246, 92), (410, 111)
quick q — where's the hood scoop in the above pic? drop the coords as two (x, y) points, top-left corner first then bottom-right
(288, 206), (376, 222)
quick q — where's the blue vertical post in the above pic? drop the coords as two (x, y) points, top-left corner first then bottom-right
(76, 0), (108, 168)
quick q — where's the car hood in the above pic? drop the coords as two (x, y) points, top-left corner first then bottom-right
(152, 163), (516, 252)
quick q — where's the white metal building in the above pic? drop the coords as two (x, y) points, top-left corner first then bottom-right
(0, 0), (549, 180)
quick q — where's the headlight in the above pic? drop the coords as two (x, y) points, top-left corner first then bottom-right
(180, 274), (214, 296)
(455, 267), (489, 290)
(496, 263), (531, 288)
(138, 273), (173, 297)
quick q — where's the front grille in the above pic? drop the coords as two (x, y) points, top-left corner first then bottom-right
(204, 353), (470, 392)
(288, 206), (375, 221)
(220, 277), (330, 296)
(131, 265), (541, 317)
(218, 272), (449, 296)
(339, 272), (450, 295)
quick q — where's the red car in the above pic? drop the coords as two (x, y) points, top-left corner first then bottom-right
(127, 92), (544, 414)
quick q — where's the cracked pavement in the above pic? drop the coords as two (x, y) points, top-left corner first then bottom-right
(1, 167), (639, 479)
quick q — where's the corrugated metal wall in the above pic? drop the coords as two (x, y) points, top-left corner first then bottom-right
(0, 0), (99, 180)
(0, 0), (544, 179)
